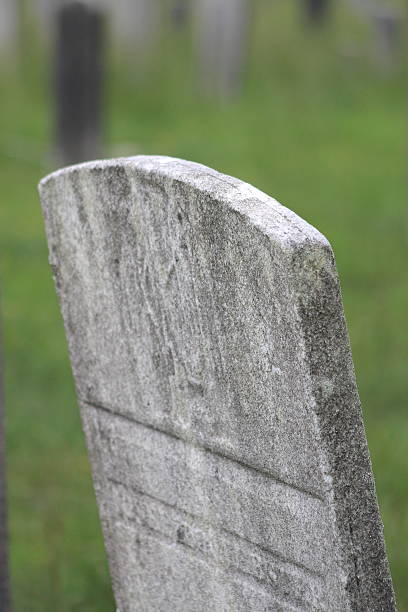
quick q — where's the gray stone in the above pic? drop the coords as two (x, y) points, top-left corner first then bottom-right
(109, 0), (160, 60)
(29, 0), (58, 42)
(168, 0), (189, 30)
(39, 156), (396, 611)
(0, 0), (18, 58)
(54, 1), (104, 167)
(193, 0), (251, 98)
(372, 8), (401, 71)
(30, 0), (104, 39)
(343, 0), (401, 71)
(303, 0), (331, 25)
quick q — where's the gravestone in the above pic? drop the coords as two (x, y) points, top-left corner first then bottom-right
(39, 156), (396, 611)
(30, 0), (71, 43)
(193, 0), (251, 98)
(54, 1), (104, 167)
(303, 0), (331, 25)
(372, 8), (400, 71)
(30, 0), (53, 37)
(31, 0), (105, 40)
(168, 0), (189, 29)
(343, 0), (401, 71)
(109, 0), (160, 61)
(0, 0), (18, 58)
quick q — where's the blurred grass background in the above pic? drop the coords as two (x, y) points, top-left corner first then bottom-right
(0, 0), (406, 610)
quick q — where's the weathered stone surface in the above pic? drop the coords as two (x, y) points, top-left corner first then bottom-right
(39, 156), (395, 611)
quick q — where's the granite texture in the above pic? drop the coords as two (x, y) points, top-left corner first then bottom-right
(39, 156), (396, 611)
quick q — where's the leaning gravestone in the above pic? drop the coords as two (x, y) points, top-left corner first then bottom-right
(39, 157), (396, 611)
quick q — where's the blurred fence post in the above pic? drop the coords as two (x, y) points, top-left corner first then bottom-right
(193, 0), (251, 99)
(54, 1), (104, 167)
(0, 311), (10, 612)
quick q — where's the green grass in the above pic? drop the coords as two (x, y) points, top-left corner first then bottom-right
(0, 1), (406, 609)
